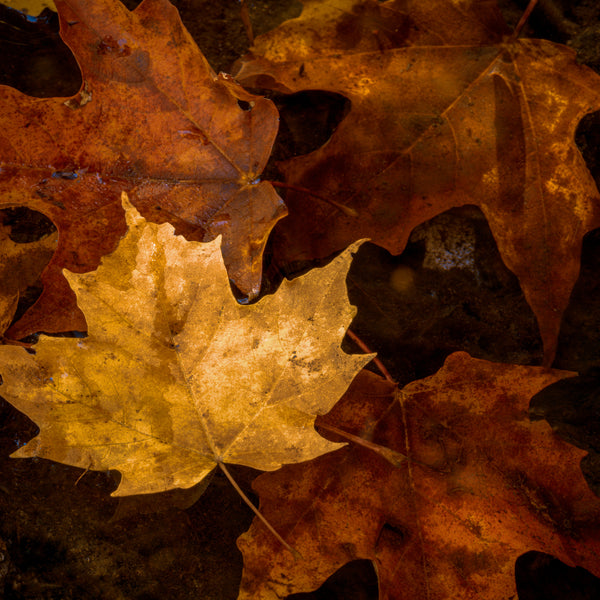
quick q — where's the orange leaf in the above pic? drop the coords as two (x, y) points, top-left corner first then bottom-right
(234, 0), (600, 365)
(0, 211), (57, 335)
(0, 0), (285, 338)
(237, 353), (600, 599)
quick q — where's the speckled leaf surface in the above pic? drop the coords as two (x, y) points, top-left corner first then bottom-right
(234, 0), (600, 364)
(0, 194), (370, 496)
(0, 0), (285, 339)
(237, 353), (600, 599)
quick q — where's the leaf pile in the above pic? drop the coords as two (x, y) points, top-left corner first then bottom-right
(2, 0), (600, 599)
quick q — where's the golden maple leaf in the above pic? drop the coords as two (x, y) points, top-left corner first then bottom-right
(0, 193), (371, 496)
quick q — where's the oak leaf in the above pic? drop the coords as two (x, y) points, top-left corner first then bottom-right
(237, 352), (600, 599)
(234, 0), (600, 364)
(0, 0), (285, 339)
(0, 194), (371, 496)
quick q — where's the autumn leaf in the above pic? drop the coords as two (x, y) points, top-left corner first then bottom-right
(237, 352), (600, 599)
(0, 193), (371, 497)
(0, 0), (285, 339)
(234, 0), (600, 365)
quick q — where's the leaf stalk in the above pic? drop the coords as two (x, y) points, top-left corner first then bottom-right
(217, 460), (302, 561)
(511, 0), (539, 41)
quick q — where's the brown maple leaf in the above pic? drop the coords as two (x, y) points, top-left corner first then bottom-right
(237, 352), (600, 599)
(0, 0), (285, 339)
(0, 193), (371, 497)
(234, 0), (600, 365)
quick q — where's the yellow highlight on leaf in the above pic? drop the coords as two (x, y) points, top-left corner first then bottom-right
(2, 0), (56, 15)
(0, 193), (372, 496)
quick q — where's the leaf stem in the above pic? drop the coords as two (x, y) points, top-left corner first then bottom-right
(239, 0), (254, 45)
(217, 460), (302, 561)
(270, 181), (359, 218)
(346, 329), (395, 384)
(317, 422), (432, 470)
(73, 463), (91, 486)
(511, 0), (539, 40)
(317, 422), (408, 467)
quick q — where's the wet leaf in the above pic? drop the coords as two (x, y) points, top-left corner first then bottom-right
(0, 213), (57, 335)
(235, 0), (600, 364)
(0, 0), (285, 339)
(0, 193), (370, 496)
(237, 353), (600, 599)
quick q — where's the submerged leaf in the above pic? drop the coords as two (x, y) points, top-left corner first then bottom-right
(237, 353), (600, 599)
(0, 193), (371, 496)
(0, 0), (285, 338)
(235, 0), (600, 364)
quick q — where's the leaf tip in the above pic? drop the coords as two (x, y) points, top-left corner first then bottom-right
(120, 191), (144, 229)
(338, 238), (369, 265)
(350, 238), (370, 251)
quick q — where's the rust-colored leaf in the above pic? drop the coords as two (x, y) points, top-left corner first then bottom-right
(234, 0), (600, 364)
(0, 193), (370, 496)
(0, 0), (285, 339)
(237, 353), (600, 599)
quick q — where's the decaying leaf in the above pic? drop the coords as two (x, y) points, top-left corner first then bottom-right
(237, 352), (600, 599)
(234, 0), (600, 364)
(0, 0), (285, 339)
(0, 193), (371, 496)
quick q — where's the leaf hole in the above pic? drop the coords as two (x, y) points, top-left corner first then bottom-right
(237, 99), (253, 111)
(376, 520), (409, 549)
(270, 90), (351, 162)
(0, 4), (81, 97)
(1, 207), (56, 243)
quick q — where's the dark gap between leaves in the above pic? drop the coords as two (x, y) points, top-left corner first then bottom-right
(0, 208), (57, 334)
(344, 206), (543, 386)
(287, 559), (378, 600)
(516, 551), (600, 599)
(555, 227), (600, 373)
